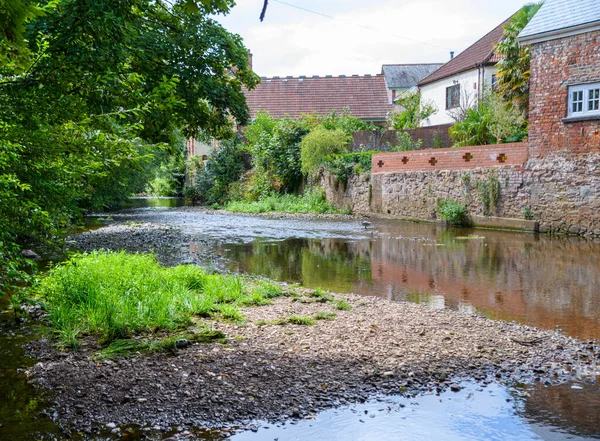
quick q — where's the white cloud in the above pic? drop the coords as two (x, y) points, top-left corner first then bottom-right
(218, 0), (530, 77)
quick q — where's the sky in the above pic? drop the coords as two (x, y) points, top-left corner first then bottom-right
(216, 0), (531, 77)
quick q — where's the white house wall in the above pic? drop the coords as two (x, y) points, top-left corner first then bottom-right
(419, 67), (497, 127)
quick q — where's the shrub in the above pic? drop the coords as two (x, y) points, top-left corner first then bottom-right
(449, 107), (495, 147)
(395, 132), (423, 151)
(476, 173), (500, 216)
(185, 138), (245, 205)
(323, 151), (374, 183)
(438, 200), (469, 226)
(387, 91), (437, 130)
(243, 112), (309, 194)
(300, 127), (349, 175)
(487, 94), (526, 144)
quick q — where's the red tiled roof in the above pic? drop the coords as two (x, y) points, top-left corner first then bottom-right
(243, 74), (394, 121)
(418, 16), (512, 87)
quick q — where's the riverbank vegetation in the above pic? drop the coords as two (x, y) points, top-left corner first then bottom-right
(34, 251), (283, 349)
(0, 0), (258, 295)
(185, 110), (377, 214)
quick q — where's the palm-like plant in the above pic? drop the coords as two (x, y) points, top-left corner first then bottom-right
(494, 3), (543, 114)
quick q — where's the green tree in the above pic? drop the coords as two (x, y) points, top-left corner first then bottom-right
(300, 127), (349, 176)
(387, 91), (437, 129)
(494, 2), (543, 113)
(0, 0), (258, 295)
(244, 112), (309, 194)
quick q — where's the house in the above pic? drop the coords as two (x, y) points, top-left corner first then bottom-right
(243, 74), (393, 124)
(519, 0), (600, 154)
(381, 63), (443, 104)
(417, 16), (512, 127)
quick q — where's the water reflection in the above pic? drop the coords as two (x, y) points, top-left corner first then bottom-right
(221, 223), (600, 340)
(230, 382), (600, 441)
(522, 382), (600, 439)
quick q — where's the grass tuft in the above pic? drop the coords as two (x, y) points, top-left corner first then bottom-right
(334, 300), (353, 311)
(287, 315), (316, 326)
(314, 311), (336, 320)
(308, 288), (334, 303)
(99, 330), (227, 358)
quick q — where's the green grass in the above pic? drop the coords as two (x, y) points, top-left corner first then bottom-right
(99, 330), (227, 358)
(223, 187), (340, 215)
(35, 251), (282, 349)
(334, 300), (352, 311)
(256, 314), (317, 326)
(308, 288), (334, 303)
(314, 311), (336, 320)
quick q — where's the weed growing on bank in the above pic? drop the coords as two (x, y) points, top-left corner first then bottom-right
(223, 188), (342, 215)
(34, 251), (282, 349)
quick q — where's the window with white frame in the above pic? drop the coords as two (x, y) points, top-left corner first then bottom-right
(568, 82), (600, 118)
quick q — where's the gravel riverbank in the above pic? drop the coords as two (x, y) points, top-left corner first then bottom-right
(26, 290), (599, 436)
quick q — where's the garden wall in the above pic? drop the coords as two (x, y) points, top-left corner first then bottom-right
(322, 143), (600, 236)
(350, 124), (453, 151)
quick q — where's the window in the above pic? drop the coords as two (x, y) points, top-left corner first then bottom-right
(446, 84), (460, 109)
(491, 74), (498, 91)
(568, 83), (600, 118)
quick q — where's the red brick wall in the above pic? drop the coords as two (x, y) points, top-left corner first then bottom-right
(528, 30), (600, 156)
(371, 143), (528, 174)
(351, 125), (453, 151)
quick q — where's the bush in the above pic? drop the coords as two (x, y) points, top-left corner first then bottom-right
(185, 138), (245, 205)
(224, 187), (339, 214)
(300, 127), (349, 175)
(395, 132), (423, 151)
(438, 200), (469, 226)
(243, 112), (309, 194)
(449, 107), (494, 147)
(323, 152), (374, 183)
(387, 92), (437, 130)
(450, 93), (527, 147)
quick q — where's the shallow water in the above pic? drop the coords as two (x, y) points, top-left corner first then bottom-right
(231, 382), (600, 441)
(114, 202), (600, 341)
(2, 199), (600, 440)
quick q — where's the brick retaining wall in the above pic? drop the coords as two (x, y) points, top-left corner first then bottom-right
(371, 143), (528, 173)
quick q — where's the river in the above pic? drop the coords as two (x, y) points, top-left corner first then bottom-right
(1, 198), (599, 440)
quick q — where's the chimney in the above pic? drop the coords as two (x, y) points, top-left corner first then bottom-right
(450, 51), (454, 60)
(248, 51), (253, 71)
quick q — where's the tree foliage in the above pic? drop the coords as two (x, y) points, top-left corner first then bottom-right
(0, 0), (258, 295)
(387, 91), (437, 129)
(243, 112), (310, 194)
(300, 127), (349, 176)
(494, 2), (543, 113)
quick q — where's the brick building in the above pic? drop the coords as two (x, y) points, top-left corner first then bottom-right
(519, 0), (600, 156)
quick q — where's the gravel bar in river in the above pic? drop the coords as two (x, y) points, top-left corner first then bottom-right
(26, 289), (599, 436)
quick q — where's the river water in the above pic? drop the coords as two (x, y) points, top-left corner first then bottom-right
(1, 198), (599, 440)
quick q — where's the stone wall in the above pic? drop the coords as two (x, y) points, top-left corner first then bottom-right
(320, 172), (371, 214)
(323, 152), (600, 236)
(528, 30), (600, 156)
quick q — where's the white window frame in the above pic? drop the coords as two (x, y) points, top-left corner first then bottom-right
(568, 82), (600, 118)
